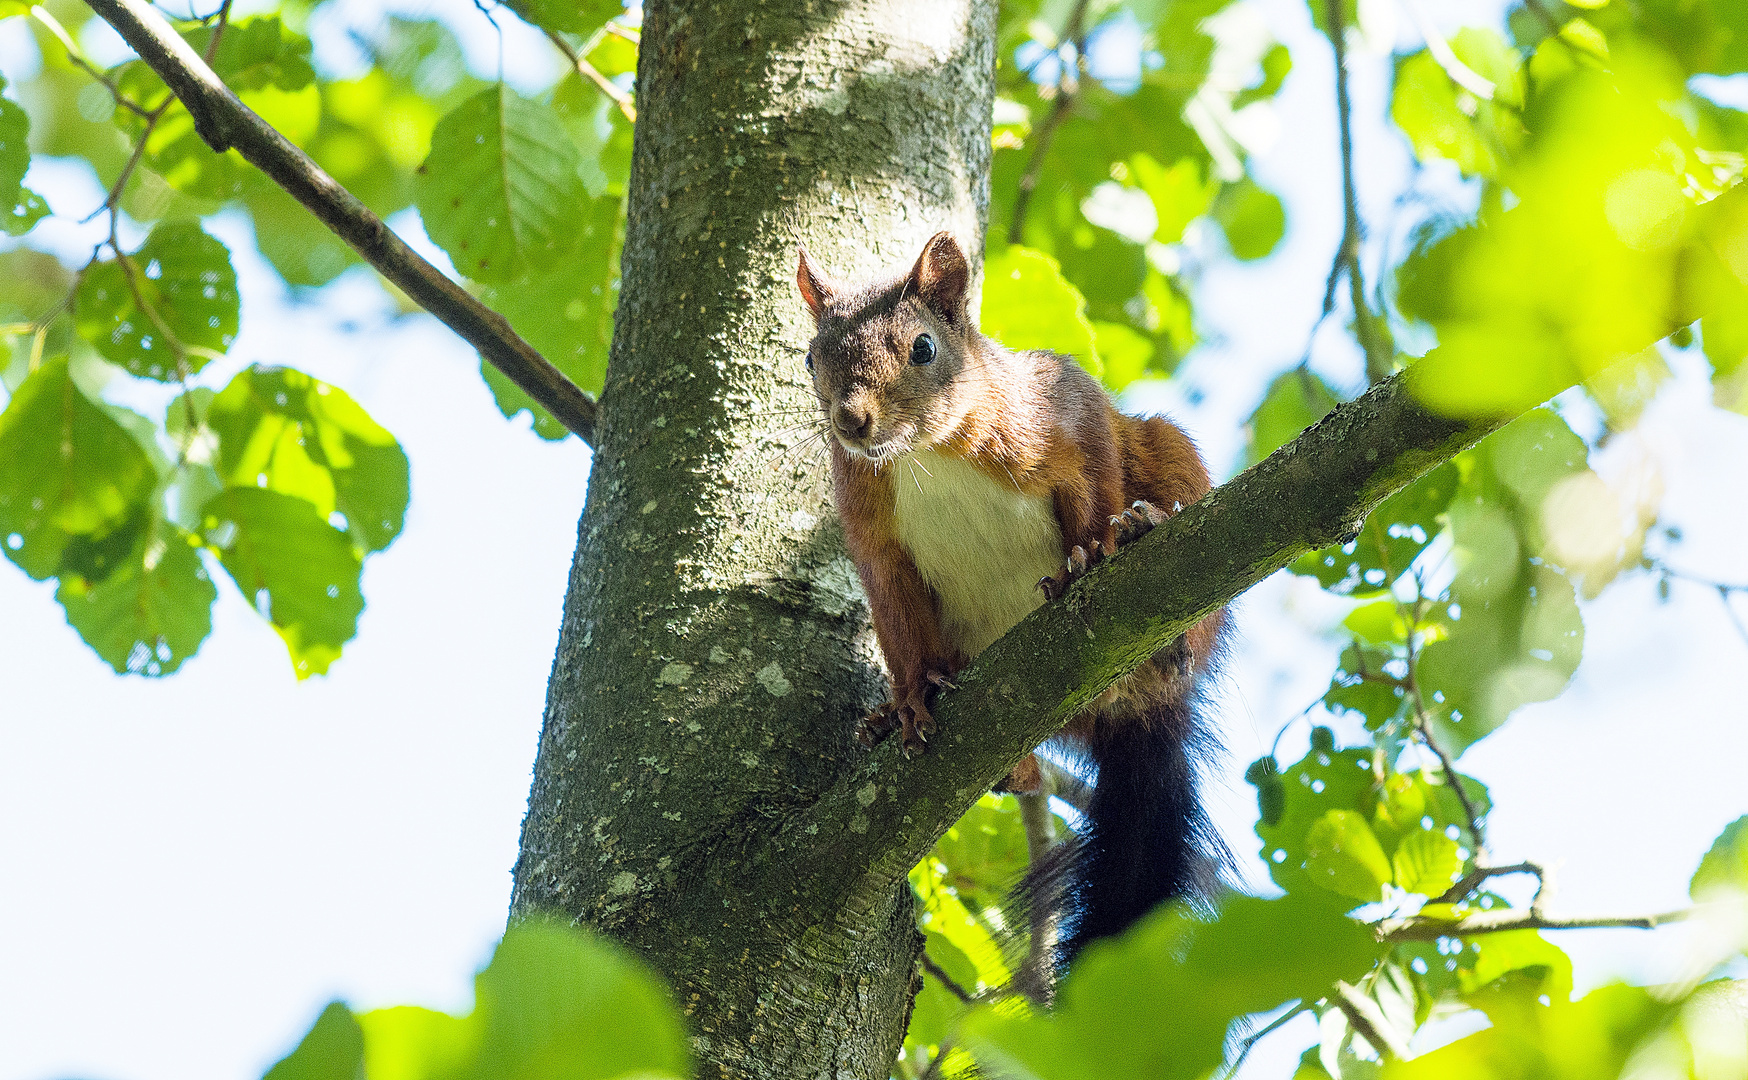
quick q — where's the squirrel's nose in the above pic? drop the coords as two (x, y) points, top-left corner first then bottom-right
(832, 401), (875, 442)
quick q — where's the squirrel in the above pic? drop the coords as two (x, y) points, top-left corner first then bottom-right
(796, 230), (1228, 960)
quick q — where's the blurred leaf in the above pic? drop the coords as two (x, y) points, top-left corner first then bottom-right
(1387, 984), (1673, 1080)
(1305, 809), (1392, 902)
(1459, 929), (1572, 1002)
(207, 365), (410, 553)
(1130, 153), (1214, 245)
(56, 513), (215, 676)
(74, 220), (239, 381)
(981, 245), (1099, 375)
(501, 0), (623, 35)
(466, 920), (690, 1080)
(0, 72), (35, 213)
(1391, 829), (1462, 896)
(241, 176), (359, 288)
(931, 795), (1035, 914)
(0, 247), (73, 323)
(911, 857), (1011, 991)
(1233, 43), (1292, 110)
(358, 1007), (475, 1080)
(0, 1), (30, 19)
(1293, 461), (1459, 596)
(416, 85), (590, 284)
(1691, 815), (1748, 901)
(1211, 176), (1285, 261)
(961, 893), (1381, 1080)
(1390, 30), (1525, 179)
(1246, 366), (1340, 466)
(0, 356), (155, 580)
(263, 1002), (364, 1080)
(200, 487), (363, 679)
(1093, 320), (1154, 389)
(1702, 303), (1748, 414)
(906, 930), (978, 1051)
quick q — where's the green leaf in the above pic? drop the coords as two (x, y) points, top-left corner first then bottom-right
(1391, 829), (1462, 896)
(906, 931), (977, 1051)
(0, 2), (31, 19)
(1293, 462), (1459, 596)
(263, 1002), (364, 1080)
(56, 515), (215, 676)
(74, 220), (239, 381)
(981, 246), (1099, 375)
(1458, 929), (1572, 1002)
(930, 795), (1036, 915)
(0, 357), (156, 580)
(501, 0), (622, 35)
(241, 177), (359, 288)
(0, 73), (44, 236)
(1246, 366), (1340, 466)
(1129, 153), (1215, 245)
(1211, 177), (1285, 261)
(3, 186), (47, 236)
(207, 366), (410, 552)
(961, 893), (1381, 1080)
(1390, 30), (1524, 180)
(911, 857), (1011, 990)
(416, 85), (590, 284)
(0, 248), (74, 326)
(1305, 809), (1393, 902)
(1690, 815), (1748, 901)
(1255, 740), (1379, 896)
(467, 920), (690, 1080)
(200, 487), (364, 679)
(476, 193), (620, 430)
(1387, 984), (1671, 1080)
(358, 1006), (475, 1080)
(1233, 43), (1293, 110)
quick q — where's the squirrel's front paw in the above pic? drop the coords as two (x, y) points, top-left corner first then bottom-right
(1037, 540), (1107, 602)
(894, 668), (955, 758)
(1110, 500), (1168, 547)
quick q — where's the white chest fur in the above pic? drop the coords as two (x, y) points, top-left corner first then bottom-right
(889, 450), (1064, 658)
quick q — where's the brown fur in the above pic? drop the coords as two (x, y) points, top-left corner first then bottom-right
(798, 232), (1226, 765)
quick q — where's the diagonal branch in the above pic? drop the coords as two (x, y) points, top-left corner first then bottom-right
(83, 0), (599, 445)
(774, 180), (1748, 901)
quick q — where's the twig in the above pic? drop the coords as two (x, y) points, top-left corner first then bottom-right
(544, 29), (636, 121)
(919, 951), (973, 1005)
(1432, 860), (1542, 906)
(1653, 559), (1748, 648)
(31, 6), (153, 116)
(1333, 979), (1408, 1061)
(1005, 0), (1091, 246)
(1221, 1002), (1309, 1079)
(1379, 905), (1694, 943)
(83, 0), (599, 445)
(1321, 0), (1393, 384)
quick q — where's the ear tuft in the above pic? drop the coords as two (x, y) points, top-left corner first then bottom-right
(909, 231), (970, 323)
(796, 247), (834, 321)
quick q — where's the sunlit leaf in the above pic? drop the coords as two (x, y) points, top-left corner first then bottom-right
(0, 357), (155, 580)
(415, 85), (590, 283)
(981, 245), (1099, 375)
(200, 487), (363, 679)
(1690, 815), (1748, 901)
(56, 514), (215, 676)
(1305, 809), (1393, 902)
(1292, 462), (1458, 596)
(207, 365), (410, 552)
(501, 0), (623, 35)
(1391, 829), (1462, 896)
(74, 220), (239, 381)
(1388, 984), (1672, 1080)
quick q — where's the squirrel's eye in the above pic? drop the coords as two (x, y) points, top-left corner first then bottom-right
(805, 350), (814, 373)
(910, 333), (937, 365)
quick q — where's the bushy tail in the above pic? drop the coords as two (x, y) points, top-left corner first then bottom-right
(1060, 698), (1225, 960)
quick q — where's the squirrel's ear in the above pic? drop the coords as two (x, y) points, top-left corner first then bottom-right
(796, 247), (834, 321)
(909, 231), (970, 324)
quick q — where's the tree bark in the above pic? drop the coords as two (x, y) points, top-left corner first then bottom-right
(510, 2), (998, 1077)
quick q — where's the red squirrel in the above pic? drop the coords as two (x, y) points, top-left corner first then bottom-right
(797, 231), (1228, 957)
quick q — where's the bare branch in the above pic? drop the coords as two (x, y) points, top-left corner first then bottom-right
(83, 0), (599, 445)
(1334, 979), (1408, 1062)
(1433, 860), (1542, 906)
(1380, 905), (1694, 943)
(1321, 0), (1394, 384)
(918, 951), (973, 1005)
(545, 29), (636, 121)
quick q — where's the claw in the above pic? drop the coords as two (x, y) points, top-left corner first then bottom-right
(1038, 575), (1063, 602)
(1068, 545), (1088, 575)
(925, 670), (957, 692)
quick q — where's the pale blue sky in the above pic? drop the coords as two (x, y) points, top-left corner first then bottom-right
(2, 1), (1746, 1078)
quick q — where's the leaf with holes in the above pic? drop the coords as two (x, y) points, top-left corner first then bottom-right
(1293, 461), (1459, 596)
(0, 73), (43, 237)
(206, 366), (410, 552)
(1305, 809), (1393, 903)
(1391, 829), (1463, 897)
(56, 515), (215, 676)
(200, 487), (363, 679)
(74, 221), (239, 381)
(0, 357), (156, 580)
(415, 85), (589, 284)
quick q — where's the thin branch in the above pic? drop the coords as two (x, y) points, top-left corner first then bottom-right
(83, 0), (599, 444)
(1653, 559), (1748, 648)
(545, 29), (636, 121)
(1433, 860), (1542, 906)
(31, 6), (153, 116)
(1005, 0), (1091, 246)
(1321, 0), (1394, 384)
(919, 951), (973, 1005)
(1334, 980), (1408, 1062)
(1220, 1002), (1309, 1080)
(1380, 905), (1694, 943)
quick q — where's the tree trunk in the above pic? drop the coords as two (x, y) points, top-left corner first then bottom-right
(511, 2), (997, 1076)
